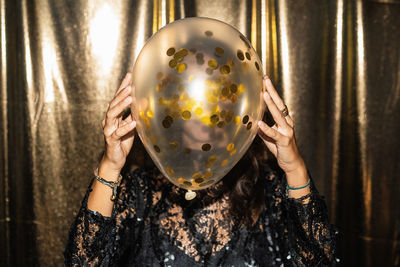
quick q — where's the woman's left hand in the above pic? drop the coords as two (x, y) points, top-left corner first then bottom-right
(257, 76), (307, 177)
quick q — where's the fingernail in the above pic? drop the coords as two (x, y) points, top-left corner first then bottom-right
(264, 92), (270, 99)
(263, 75), (269, 80)
(125, 96), (132, 102)
(130, 121), (136, 127)
(258, 121), (264, 127)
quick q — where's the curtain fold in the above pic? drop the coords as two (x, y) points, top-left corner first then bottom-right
(0, 0), (399, 266)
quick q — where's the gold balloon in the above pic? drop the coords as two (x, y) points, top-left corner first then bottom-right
(131, 17), (264, 191)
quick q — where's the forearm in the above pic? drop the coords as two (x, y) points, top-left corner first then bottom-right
(87, 158), (121, 217)
(285, 161), (311, 200)
(283, 179), (337, 265)
(65, 172), (118, 265)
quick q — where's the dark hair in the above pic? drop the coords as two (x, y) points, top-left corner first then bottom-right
(220, 135), (271, 226)
(125, 133), (272, 227)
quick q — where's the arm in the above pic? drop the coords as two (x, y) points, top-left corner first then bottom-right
(64, 174), (132, 266)
(64, 73), (138, 265)
(64, 170), (148, 266)
(257, 76), (311, 200)
(88, 73), (135, 216)
(258, 76), (337, 264)
(266, 171), (337, 265)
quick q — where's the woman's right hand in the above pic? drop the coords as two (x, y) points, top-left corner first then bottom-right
(98, 73), (136, 180)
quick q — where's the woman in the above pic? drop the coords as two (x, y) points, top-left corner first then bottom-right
(64, 73), (337, 266)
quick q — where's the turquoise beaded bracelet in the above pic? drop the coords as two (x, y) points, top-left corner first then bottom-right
(286, 179), (311, 190)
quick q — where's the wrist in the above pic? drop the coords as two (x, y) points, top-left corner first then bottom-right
(285, 161), (308, 187)
(98, 158), (122, 182)
(285, 162), (311, 200)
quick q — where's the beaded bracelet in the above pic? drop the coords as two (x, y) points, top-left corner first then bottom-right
(286, 178), (311, 190)
(94, 169), (122, 201)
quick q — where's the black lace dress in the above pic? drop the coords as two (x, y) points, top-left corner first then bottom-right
(64, 168), (337, 266)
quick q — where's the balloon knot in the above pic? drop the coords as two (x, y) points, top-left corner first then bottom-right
(185, 190), (196, 200)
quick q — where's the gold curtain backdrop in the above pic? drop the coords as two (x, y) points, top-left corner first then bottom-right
(1, 0), (399, 266)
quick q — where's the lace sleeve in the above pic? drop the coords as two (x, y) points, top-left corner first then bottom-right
(264, 171), (338, 266)
(64, 169), (148, 266)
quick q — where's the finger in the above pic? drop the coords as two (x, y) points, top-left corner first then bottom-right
(120, 129), (135, 145)
(258, 121), (290, 146)
(106, 95), (132, 122)
(264, 137), (276, 149)
(122, 113), (134, 124)
(118, 113), (134, 128)
(285, 115), (294, 128)
(115, 72), (132, 95)
(263, 92), (291, 131)
(257, 128), (277, 153)
(109, 85), (132, 109)
(264, 140), (278, 156)
(272, 116), (294, 129)
(104, 125), (117, 139)
(263, 76), (294, 127)
(263, 76), (285, 110)
(104, 116), (134, 140)
(113, 121), (136, 139)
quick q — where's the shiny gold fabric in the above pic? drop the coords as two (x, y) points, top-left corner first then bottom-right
(0, 0), (399, 266)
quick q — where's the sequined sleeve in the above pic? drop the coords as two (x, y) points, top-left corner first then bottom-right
(64, 169), (148, 266)
(263, 171), (338, 266)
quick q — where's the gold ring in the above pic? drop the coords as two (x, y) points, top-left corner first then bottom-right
(281, 105), (289, 117)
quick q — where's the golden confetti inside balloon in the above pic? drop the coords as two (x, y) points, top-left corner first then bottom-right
(131, 17), (264, 198)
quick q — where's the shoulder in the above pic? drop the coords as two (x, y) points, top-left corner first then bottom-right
(115, 167), (167, 207)
(123, 168), (152, 188)
(120, 167), (159, 192)
(262, 169), (286, 196)
(112, 168), (155, 212)
(258, 169), (290, 219)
